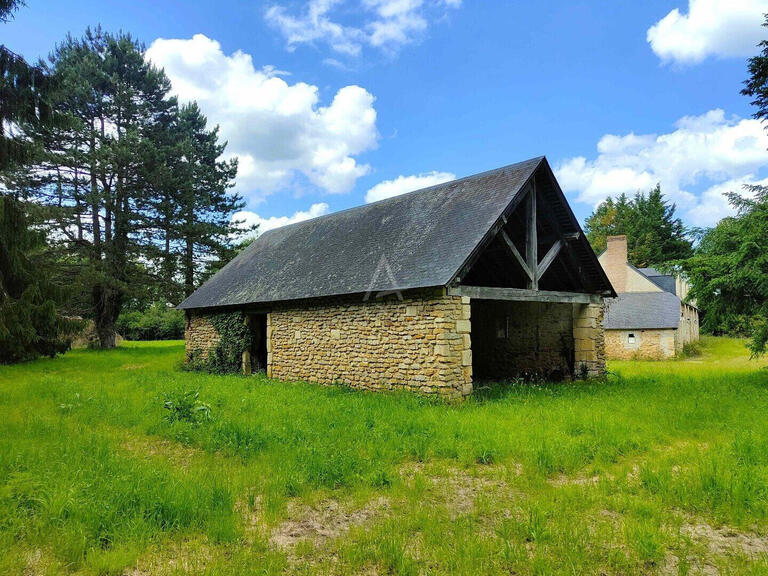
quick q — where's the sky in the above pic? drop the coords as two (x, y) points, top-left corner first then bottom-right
(4, 0), (768, 233)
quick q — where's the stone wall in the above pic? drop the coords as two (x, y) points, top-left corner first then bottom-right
(185, 313), (220, 361)
(605, 328), (675, 360)
(470, 300), (575, 381)
(268, 288), (472, 398)
(573, 303), (606, 377)
(185, 290), (607, 395)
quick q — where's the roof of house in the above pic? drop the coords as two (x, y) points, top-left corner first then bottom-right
(604, 291), (681, 330)
(638, 267), (677, 295)
(178, 156), (612, 310)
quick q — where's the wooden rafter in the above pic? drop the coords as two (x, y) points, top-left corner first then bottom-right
(535, 194), (587, 290)
(499, 229), (533, 281)
(536, 239), (562, 282)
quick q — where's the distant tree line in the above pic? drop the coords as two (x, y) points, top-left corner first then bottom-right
(1, 1), (251, 360)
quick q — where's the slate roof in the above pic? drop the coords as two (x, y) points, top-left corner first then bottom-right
(179, 156), (610, 310)
(638, 267), (677, 295)
(604, 292), (681, 330)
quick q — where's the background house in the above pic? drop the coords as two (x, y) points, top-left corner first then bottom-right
(599, 235), (699, 359)
(179, 157), (614, 396)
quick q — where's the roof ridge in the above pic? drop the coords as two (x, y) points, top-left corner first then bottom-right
(256, 156), (545, 239)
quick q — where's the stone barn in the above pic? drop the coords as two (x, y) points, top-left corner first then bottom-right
(178, 156), (615, 398)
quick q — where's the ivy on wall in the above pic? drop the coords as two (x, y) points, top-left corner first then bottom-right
(188, 311), (252, 374)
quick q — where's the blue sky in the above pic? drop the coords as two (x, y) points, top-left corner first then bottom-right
(5, 0), (768, 231)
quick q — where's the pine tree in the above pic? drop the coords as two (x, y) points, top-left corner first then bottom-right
(743, 15), (768, 123)
(174, 103), (242, 297)
(1, 2), (52, 171)
(0, 196), (73, 362)
(13, 28), (245, 344)
(20, 28), (177, 347)
(0, 0), (77, 362)
(142, 102), (244, 302)
(585, 185), (693, 266)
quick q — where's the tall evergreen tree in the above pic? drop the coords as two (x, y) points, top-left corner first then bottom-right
(678, 188), (768, 356)
(1, 1), (52, 170)
(174, 103), (242, 297)
(742, 14), (768, 122)
(0, 196), (73, 362)
(143, 102), (243, 301)
(13, 28), (244, 345)
(585, 185), (693, 266)
(19, 28), (177, 347)
(1, 0), (77, 362)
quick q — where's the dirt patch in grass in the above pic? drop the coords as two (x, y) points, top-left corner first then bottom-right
(683, 522), (768, 557)
(121, 363), (148, 371)
(236, 493), (263, 533)
(121, 434), (201, 469)
(23, 549), (42, 576)
(548, 473), (602, 487)
(270, 497), (389, 550)
(439, 468), (508, 517)
(662, 521), (768, 575)
(125, 536), (218, 576)
(399, 462), (511, 518)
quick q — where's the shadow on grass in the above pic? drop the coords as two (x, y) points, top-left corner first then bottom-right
(470, 372), (624, 403)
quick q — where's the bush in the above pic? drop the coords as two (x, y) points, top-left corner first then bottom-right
(116, 303), (185, 341)
(680, 340), (703, 358)
(163, 389), (212, 424)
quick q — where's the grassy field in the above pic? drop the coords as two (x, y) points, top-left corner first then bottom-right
(1, 337), (768, 575)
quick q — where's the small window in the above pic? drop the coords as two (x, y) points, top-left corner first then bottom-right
(628, 333), (636, 344)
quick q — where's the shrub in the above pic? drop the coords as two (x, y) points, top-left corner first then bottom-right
(680, 340), (703, 358)
(116, 303), (185, 341)
(163, 389), (212, 424)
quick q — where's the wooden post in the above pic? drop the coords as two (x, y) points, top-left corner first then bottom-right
(525, 181), (537, 289)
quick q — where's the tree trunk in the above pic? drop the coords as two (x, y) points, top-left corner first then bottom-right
(183, 202), (195, 297)
(92, 283), (121, 349)
(184, 235), (194, 297)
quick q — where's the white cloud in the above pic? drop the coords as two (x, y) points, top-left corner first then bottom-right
(233, 202), (330, 235)
(647, 0), (768, 64)
(265, 0), (460, 57)
(556, 109), (768, 226)
(687, 175), (768, 226)
(365, 170), (455, 202)
(145, 34), (378, 202)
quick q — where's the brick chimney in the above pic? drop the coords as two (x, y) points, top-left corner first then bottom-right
(602, 235), (628, 293)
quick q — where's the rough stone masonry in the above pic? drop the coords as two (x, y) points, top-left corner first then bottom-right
(185, 288), (605, 398)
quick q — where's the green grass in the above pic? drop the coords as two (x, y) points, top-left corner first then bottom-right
(1, 336), (767, 574)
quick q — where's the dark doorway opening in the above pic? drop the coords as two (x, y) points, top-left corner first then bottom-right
(470, 300), (574, 382)
(248, 314), (268, 373)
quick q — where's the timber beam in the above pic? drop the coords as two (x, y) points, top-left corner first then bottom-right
(448, 285), (602, 304)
